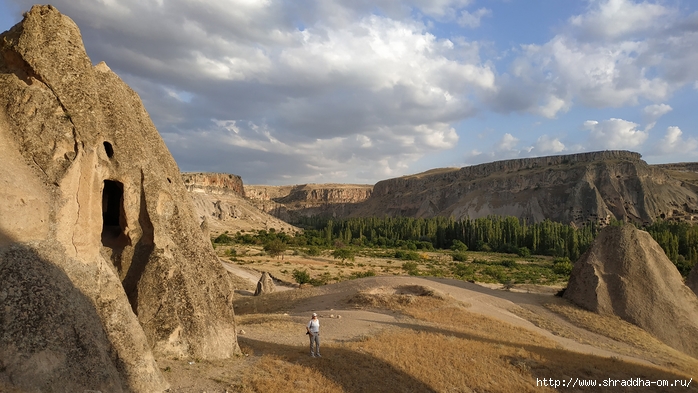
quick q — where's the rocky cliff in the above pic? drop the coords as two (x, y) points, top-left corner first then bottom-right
(183, 172), (245, 196)
(0, 7), (238, 392)
(349, 151), (698, 225)
(245, 184), (373, 220)
(183, 173), (298, 234)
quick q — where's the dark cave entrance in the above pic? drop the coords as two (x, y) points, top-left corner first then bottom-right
(102, 180), (128, 250)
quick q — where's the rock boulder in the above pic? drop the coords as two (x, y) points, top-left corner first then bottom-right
(564, 225), (698, 358)
(255, 271), (276, 296)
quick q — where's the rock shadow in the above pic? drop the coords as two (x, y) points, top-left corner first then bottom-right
(0, 238), (128, 392)
(238, 336), (438, 393)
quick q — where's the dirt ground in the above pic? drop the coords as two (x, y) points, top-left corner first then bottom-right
(157, 259), (698, 392)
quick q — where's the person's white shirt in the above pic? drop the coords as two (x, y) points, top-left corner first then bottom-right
(307, 318), (319, 333)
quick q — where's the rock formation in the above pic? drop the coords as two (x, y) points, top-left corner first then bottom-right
(0, 6), (238, 392)
(245, 183), (373, 220)
(183, 172), (299, 234)
(349, 151), (698, 225)
(254, 271), (276, 296)
(688, 264), (698, 297)
(564, 225), (698, 358)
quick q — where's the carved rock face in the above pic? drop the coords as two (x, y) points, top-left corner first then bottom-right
(0, 6), (238, 392)
(564, 225), (698, 358)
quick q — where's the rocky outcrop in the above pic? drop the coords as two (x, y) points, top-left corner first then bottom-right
(350, 151), (698, 225)
(183, 172), (245, 196)
(564, 225), (698, 358)
(0, 6), (238, 392)
(183, 173), (299, 234)
(254, 271), (276, 296)
(245, 184), (373, 220)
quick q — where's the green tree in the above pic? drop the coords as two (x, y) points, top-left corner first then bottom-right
(264, 239), (287, 259)
(451, 239), (468, 252)
(292, 269), (311, 284)
(332, 248), (355, 263)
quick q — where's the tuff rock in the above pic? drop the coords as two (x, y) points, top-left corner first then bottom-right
(564, 225), (698, 358)
(0, 6), (238, 392)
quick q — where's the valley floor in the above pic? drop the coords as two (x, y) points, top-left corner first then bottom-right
(157, 268), (698, 393)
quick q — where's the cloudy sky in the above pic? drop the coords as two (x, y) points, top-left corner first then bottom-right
(1, 0), (697, 185)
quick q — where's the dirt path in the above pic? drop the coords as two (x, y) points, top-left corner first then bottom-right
(220, 260), (294, 292)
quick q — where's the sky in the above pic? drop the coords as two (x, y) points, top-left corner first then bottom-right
(1, 0), (697, 185)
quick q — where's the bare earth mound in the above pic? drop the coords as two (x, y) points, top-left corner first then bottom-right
(0, 6), (238, 392)
(564, 225), (698, 358)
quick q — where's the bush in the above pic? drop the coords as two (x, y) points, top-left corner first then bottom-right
(394, 250), (421, 261)
(517, 247), (531, 257)
(500, 259), (517, 268)
(451, 240), (468, 252)
(292, 269), (311, 284)
(452, 252), (468, 262)
(350, 270), (376, 279)
(306, 246), (321, 256)
(401, 261), (419, 275)
(213, 233), (233, 244)
(552, 257), (573, 275)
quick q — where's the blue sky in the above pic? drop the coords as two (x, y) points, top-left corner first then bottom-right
(1, 0), (697, 185)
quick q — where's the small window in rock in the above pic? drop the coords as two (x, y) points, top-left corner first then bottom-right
(167, 178), (172, 183)
(103, 141), (114, 158)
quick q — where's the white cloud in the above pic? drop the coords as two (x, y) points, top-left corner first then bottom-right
(535, 135), (566, 153)
(642, 103), (672, 130)
(457, 8), (491, 28)
(569, 0), (672, 40)
(489, 0), (697, 118)
(583, 118), (648, 149)
(496, 133), (519, 151)
(655, 126), (698, 155)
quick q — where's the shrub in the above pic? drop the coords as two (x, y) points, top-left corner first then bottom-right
(401, 261), (419, 275)
(292, 269), (311, 284)
(451, 240), (468, 252)
(213, 233), (233, 244)
(306, 246), (321, 256)
(500, 259), (517, 268)
(452, 252), (468, 262)
(553, 257), (573, 275)
(394, 250), (421, 261)
(517, 247), (531, 257)
(350, 270), (376, 279)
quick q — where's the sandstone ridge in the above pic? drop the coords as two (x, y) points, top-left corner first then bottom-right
(0, 7), (238, 392)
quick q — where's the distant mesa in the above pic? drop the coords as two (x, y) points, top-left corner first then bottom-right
(0, 6), (238, 392)
(564, 225), (698, 358)
(237, 150), (698, 227)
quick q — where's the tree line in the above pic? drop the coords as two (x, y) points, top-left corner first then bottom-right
(216, 215), (698, 277)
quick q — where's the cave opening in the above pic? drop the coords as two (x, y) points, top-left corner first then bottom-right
(103, 141), (114, 158)
(102, 180), (128, 250)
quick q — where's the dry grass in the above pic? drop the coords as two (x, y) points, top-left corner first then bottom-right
(544, 302), (698, 376)
(218, 286), (698, 393)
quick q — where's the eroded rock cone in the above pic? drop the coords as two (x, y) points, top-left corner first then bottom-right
(0, 6), (238, 392)
(255, 271), (276, 295)
(564, 225), (698, 358)
(688, 264), (698, 297)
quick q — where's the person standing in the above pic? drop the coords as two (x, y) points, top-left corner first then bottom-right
(306, 312), (320, 357)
